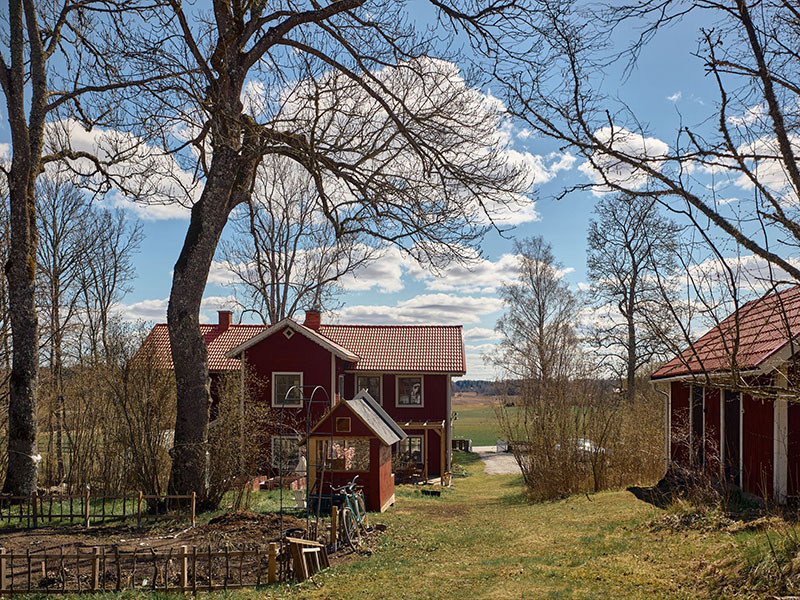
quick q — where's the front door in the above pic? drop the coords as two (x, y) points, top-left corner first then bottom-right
(723, 390), (741, 487)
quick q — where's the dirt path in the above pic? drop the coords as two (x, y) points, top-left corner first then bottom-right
(473, 445), (522, 475)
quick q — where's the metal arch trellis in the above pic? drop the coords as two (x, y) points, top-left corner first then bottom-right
(277, 384), (333, 541)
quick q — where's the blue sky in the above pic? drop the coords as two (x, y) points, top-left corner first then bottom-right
(0, 7), (744, 379)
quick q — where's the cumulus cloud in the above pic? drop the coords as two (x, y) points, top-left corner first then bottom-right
(463, 327), (502, 342)
(117, 295), (236, 323)
(667, 91), (682, 102)
(733, 134), (800, 205)
(338, 247), (411, 294)
(578, 126), (669, 194)
(334, 293), (504, 325)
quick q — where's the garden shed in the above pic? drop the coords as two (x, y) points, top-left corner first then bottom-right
(304, 390), (406, 512)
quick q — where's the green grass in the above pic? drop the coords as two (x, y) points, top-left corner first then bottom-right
(452, 404), (512, 446)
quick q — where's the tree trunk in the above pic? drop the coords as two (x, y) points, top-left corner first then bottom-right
(167, 151), (252, 502)
(626, 315), (636, 404)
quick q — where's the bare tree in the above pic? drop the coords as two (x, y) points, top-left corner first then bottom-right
(220, 156), (376, 323)
(586, 193), (682, 402)
(122, 1), (536, 500)
(0, 0), (171, 494)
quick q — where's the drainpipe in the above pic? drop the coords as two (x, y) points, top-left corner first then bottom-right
(652, 381), (670, 473)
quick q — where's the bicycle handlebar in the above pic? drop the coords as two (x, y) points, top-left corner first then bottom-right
(331, 474), (359, 494)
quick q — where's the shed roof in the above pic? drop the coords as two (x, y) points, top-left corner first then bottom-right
(651, 285), (800, 380)
(307, 390), (407, 446)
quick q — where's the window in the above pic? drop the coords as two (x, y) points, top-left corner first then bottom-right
(273, 372), (303, 407)
(315, 438), (370, 472)
(271, 436), (301, 470)
(397, 376), (423, 407)
(335, 417), (351, 433)
(397, 436), (423, 466)
(356, 375), (382, 404)
(338, 374), (345, 399)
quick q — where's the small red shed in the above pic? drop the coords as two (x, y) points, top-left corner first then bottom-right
(304, 390), (407, 513)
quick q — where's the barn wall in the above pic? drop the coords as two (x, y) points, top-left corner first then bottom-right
(670, 382), (690, 465)
(742, 394), (773, 498)
(704, 387), (721, 477)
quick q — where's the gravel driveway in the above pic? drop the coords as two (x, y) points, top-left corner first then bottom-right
(473, 445), (522, 475)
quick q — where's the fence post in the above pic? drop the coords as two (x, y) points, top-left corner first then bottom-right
(179, 545), (188, 592)
(31, 495), (37, 529)
(91, 547), (100, 590)
(267, 543), (277, 583)
(0, 548), (7, 593)
(137, 491), (143, 528)
(331, 506), (338, 553)
(84, 490), (91, 529)
(190, 492), (196, 527)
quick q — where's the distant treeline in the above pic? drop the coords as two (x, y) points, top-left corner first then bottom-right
(453, 380), (520, 396)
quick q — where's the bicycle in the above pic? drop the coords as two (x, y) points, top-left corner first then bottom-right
(331, 475), (369, 550)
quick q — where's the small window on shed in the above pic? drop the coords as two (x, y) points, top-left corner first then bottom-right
(335, 417), (351, 433)
(283, 327), (295, 340)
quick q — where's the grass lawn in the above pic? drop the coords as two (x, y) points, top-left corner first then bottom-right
(262, 452), (737, 599)
(452, 404), (512, 446)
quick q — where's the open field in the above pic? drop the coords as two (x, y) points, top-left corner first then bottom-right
(16, 451), (766, 599)
(452, 395), (517, 446)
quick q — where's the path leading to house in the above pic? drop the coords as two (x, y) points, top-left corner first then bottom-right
(268, 452), (734, 600)
(473, 444), (522, 475)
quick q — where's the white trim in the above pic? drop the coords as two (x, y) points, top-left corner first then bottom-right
(774, 369), (789, 503)
(356, 373), (383, 405)
(272, 371), (303, 407)
(396, 375), (425, 408)
(226, 317), (359, 362)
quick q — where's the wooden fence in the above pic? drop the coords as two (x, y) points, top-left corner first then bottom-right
(0, 543), (294, 594)
(0, 492), (196, 529)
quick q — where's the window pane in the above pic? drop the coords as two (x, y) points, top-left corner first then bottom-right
(398, 377), (422, 406)
(316, 438), (370, 472)
(357, 375), (382, 403)
(275, 374), (302, 405)
(398, 436), (423, 465)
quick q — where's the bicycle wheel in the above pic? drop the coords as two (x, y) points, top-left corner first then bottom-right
(341, 506), (361, 550)
(355, 493), (369, 531)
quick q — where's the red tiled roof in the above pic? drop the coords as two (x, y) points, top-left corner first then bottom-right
(142, 321), (466, 374)
(141, 323), (267, 372)
(651, 286), (800, 380)
(319, 324), (466, 374)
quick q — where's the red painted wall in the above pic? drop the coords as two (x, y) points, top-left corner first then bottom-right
(704, 387), (721, 477)
(670, 382), (690, 465)
(742, 394), (773, 498)
(788, 403), (800, 497)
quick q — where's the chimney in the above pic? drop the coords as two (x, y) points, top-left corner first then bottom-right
(303, 309), (321, 331)
(218, 310), (233, 330)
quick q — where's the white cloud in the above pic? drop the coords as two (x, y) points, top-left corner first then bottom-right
(334, 293), (504, 325)
(666, 91), (682, 102)
(728, 104), (765, 127)
(409, 252), (520, 294)
(733, 134), (800, 205)
(338, 247), (412, 293)
(517, 128), (532, 140)
(463, 327), (502, 342)
(117, 295), (237, 323)
(578, 126), (669, 195)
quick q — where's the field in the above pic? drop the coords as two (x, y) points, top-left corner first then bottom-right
(451, 393), (515, 446)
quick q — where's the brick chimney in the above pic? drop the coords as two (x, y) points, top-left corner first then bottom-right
(218, 310), (233, 330)
(303, 309), (321, 331)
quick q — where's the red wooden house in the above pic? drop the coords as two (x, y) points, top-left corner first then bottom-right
(651, 286), (800, 503)
(143, 309), (466, 483)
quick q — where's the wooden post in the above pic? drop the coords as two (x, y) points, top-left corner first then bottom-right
(267, 543), (277, 583)
(190, 492), (196, 527)
(179, 545), (188, 592)
(137, 492), (143, 528)
(330, 506), (338, 553)
(0, 548), (7, 593)
(31, 495), (37, 529)
(84, 490), (91, 528)
(91, 547), (100, 590)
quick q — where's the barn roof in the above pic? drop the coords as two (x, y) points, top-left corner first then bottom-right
(651, 285), (800, 380)
(142, 315), (466, 375)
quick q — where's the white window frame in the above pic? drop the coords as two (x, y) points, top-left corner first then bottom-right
(397, 435), (424, 466)
(396, 375), (424, 408)
(356, 373), (383, 405)
(271, 435), (301, 469)
(272, 371), (303, 407)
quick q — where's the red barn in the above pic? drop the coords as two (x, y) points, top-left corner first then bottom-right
(143, 309), (466, 482)
(651, 286), (800, 503)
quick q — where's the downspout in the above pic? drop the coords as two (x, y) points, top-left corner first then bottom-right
(652, 381), (670, 473)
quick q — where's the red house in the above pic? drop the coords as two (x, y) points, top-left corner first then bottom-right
(651, 286), (800, 503)
(143, 309), (466, 482)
